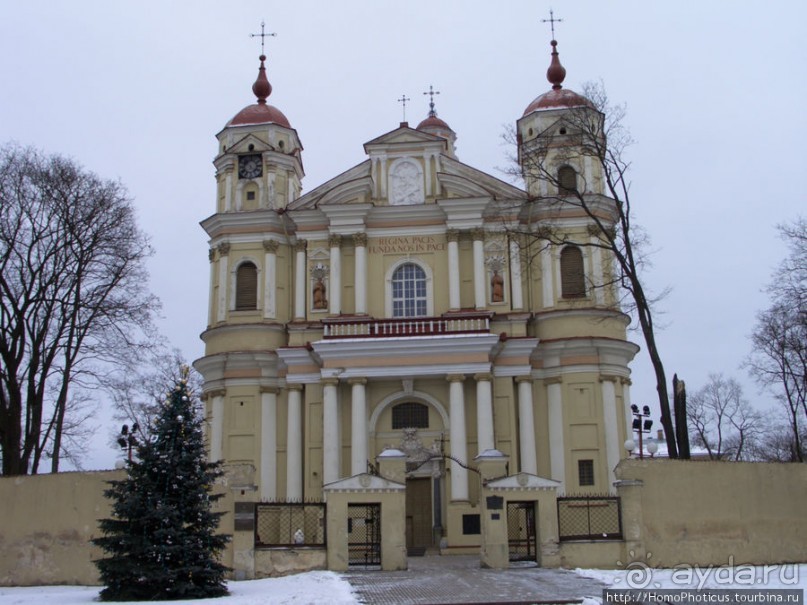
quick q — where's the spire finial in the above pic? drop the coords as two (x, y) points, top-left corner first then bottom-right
(541, 10), (566, 90)
(397, 94), (411, 122)
(250, 20), (276, 56)
(423, 85), (440, 118)
(541, 9), (563, 40)
(249, 22), (277, 104)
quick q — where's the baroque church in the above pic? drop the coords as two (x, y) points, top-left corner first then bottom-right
(194, 34), (638, 568)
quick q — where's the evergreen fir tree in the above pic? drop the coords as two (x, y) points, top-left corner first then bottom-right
(94, 368), (229, 600)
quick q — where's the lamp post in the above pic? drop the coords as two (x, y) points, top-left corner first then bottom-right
(117, 422), (140, 462)
(624, 405), (657, 459)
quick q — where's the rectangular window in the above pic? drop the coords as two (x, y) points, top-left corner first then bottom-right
(462, 514), (481, 535)
(246, 191), (256, 201)
(578, 459), (595, 486)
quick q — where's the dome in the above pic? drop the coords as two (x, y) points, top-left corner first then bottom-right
(225, 54), (292, 129)
(228, 103), (291, 128)
(416, 114), (452, 132)
(522, 88), (593, 115)
(522, 39), (594, 117)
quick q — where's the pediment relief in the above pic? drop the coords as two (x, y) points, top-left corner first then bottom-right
(485, 472), (561, 491)
(226, 133), (276, 155)
(323, 473), (405, 492)
(364, 126), (446, 149)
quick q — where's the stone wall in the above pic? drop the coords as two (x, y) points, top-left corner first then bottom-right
(615, 459), (807, 567)
(0, 470), (122, 586)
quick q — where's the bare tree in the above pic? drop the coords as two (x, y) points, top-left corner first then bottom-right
(505, 81), (678, 456)
(104, 348), (203, 453)
(686, 373), (765, 461)
(747, 218), (806, 462)
(0, 144), (159, 475)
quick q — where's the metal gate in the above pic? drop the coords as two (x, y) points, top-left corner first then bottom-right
(507, 501), (537, 562)
(348, 503), (381, 567)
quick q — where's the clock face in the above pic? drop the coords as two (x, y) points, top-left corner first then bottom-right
(239, 154), (262, 179)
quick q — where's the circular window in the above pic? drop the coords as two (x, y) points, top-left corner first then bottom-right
(248, 143), (255, 151)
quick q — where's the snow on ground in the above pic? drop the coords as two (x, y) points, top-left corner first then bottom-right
(576, 564), (807, 605)
(0, 571), (359, 605)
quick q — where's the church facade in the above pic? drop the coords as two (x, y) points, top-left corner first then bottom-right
(194, 39), (638, 563)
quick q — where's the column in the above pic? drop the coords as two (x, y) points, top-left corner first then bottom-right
(471, 228), (486, 309)
(216, 243), (230, 323)
(509, 237), (524, 310)
(349, 378), (368, 476)
(541, 245), (554, 308)
(516, 376), (538, 475)
(601, 376), (621, 489)
(590, 231), (605, 305)
(210, 392), (224, 462)
(263, 240), (278, 319)
(546, 378), (565, 489)
(207, 249), (216, 325)
(447, 229), (461, 310)
(260, 388), (278, 501)
(475, 373), (494, 453)
(286, 385), (303, 500)
(447, 374), (469, 501)
(224, 170), (233, 211)
(353, 233), (368, 315)
(328, 234), (342, 315)
(322, 378), (340, 484)
(622, 378), (633, 448)
(294, 240), (307, 320)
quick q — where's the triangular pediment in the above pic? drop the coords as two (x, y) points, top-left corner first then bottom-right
(226, 133), (277, 155)
(323, 473), (405, 492)
(364, 125), (447, 150)
(486, 472), (561, 491)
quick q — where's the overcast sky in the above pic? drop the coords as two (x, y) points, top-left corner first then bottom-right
(2, 1), (805, 470)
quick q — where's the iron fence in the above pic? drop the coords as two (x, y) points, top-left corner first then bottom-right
(255, 500), (326, 548)
(557, 494), (622, 541)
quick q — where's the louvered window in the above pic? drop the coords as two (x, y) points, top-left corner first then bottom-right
(391, 263), (427, 317)
(235, 262), (258, 310)
(558, 165), (577, 194)
(560, 246), (586, 298)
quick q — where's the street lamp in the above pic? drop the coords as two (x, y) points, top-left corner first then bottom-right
(117, 422), (140, 462)
(626, 404), (656, 459)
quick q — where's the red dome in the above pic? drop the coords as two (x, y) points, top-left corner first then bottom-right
(416, 115), (453, 131)
(522, 88), (593, 116)
(228, 103), (291, 128)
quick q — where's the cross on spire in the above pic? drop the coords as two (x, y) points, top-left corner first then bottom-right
(423, 85), (440, 117)
(541, 9), (563, 40)
(397, 94), (411, 122)
(250, 20), (277, 56)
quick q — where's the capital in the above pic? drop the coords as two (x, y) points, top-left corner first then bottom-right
(263, 239), (280, 253)
(353, 232), (368, 247)
(599, 374), (619, 384)
(260, 386), (280, 395)
(515, 375), (533, 384)
(328, 233), (342, 248)
(446, 374), (466, 383)
(286, 383), (304, 392)
(474, 372), (493, 383)
(321, 377), (340, 387)
(217, 242), (231, 256)
(470, 227), (485, 242)
(348, 377), (368, 386)
(208, 248), (216, 262)
(446, 228), (460, 243)
(544, 376), (563, 386)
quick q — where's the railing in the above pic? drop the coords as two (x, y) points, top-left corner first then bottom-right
(557, 495), (622, 541)
(322, 314), (491, 339)
(255, 500), (326, 548)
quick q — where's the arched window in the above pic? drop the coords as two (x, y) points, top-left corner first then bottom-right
(560, 246), (586, 298)
(558, 165), (577, 195)
(391, 263), (427, 317)
(235, 261), (258, 310)
(392, 402), (429, 429)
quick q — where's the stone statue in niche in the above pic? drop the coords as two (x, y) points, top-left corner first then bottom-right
(389, 158), (424, 205)
(311, 264), (328, 310)
(491, 270), (504, 302)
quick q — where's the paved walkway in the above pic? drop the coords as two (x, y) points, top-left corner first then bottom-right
(343, 555), (606, 605)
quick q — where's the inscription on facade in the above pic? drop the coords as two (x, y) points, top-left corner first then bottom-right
(368, 236), (446, 254)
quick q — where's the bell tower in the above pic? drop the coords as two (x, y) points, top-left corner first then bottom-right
(213, 53), (304, 212)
